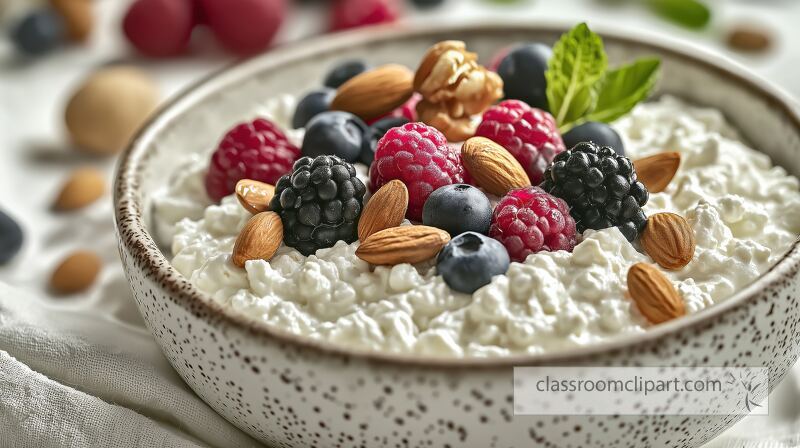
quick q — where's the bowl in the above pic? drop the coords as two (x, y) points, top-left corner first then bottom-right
(114, 21), (800, 447)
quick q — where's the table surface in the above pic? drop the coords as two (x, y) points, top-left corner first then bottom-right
(1, 0), (799, 446)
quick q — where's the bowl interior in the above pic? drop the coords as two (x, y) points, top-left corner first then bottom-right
(119, 21), (800, 365)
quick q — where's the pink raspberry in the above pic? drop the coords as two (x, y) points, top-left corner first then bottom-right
(475, 99), (566, 185)
(205, 118), (300, 202)
(123, 0), (195, 57)
(200, 0), (286, 54)
(331, 0), (400, 32)
(369, 122), (466, 221)
(490, 186), (577, 262)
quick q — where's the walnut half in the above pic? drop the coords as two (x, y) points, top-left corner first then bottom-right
(413, 41), (503, 141)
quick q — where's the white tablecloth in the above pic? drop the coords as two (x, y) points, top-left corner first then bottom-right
(1, 1), (799, 447)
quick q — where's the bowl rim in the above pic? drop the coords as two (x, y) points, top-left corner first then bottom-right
(115, 20), (800, 369)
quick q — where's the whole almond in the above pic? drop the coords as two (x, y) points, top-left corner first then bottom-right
(53, 167), (105, 211)
(461, 137), (531, 196)
(232, 212), (283, 268)
(236, 179), (275, 214)
(633, 152), (681, 193)
(330, 64), (414, 121)
(50, 0), (93, 42)
(50, 250), (102, 294)
(358, 180), (408, 241)
(640, 212), (696, 270)
(356, 225), (450, 265)
(627, 262), (685, 324)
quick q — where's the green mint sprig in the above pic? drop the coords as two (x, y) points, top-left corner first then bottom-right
(546, 23), (661, 134)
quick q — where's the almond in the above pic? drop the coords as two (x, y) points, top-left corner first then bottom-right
(50, 250), (102, 294)
(633, 152), (680, 193)
(356, 225), (450, 265)
(50, 0), (93, 42)
(330, 64), (414, 121)
(235, 179), (275, 214)
(627, 262), (685, 324)
(461, 137), (531, 196)
(640, 212), (696, 270)
(358, 180), (408, 241)
(232, 212), (283, 268)
(53, 167), (105, 211)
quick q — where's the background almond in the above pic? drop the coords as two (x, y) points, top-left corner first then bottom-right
(640, 212), (696, 270)
(633, 152), (681, 193)
(50, 250), (102, 294)
(627, 262), (686, 324)
(330, 64), (414, 121)
(356, 225), (450, 265)
(461, 137), (531, 196)
(358, 180), (408, 241)
(232, 212), (283, 268)
(236, 179), (275, 214)
(53, 167), (105, 211)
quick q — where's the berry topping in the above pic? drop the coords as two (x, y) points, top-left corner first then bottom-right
(422, 184), (492, 236)
(489, 186), (577, 262)
(292, 88), (335, 129)
(359, 117), (409, 166)
(330, 0), (399, 32)
(541, 141), (649, 242)
(123, 0), (194, 57)
(495, 43), (552, 110)
(269, 155), (366, 255)
(301, 111), (367, 163)
(11, 9), (65, 56)
(199, 0), (286, 54)
(563, 121), (625, 156)
(368, 122), (467, 221)
(324, 59), (370, 88)
(437, 232), (510, 294)
(475, 99), (566, 185)
(205, 118), (300, 202)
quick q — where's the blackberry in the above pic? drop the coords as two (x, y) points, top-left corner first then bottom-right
(540, 142), (649, 242)
(269, 155), (366, 255)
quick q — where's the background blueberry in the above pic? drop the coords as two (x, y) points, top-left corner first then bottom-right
(409, 0), (445, 8)
(292, 88), (335, 129)
(359, 116), (409, 165)
(10, 9), (65, 56)
(323, 60), (370, 88)
(563, 121), (626, 156)
(0, 209), (24, 265)
(437, 232), (510, 294)
(497, 43), (552, 110)
(302, 111), (367, 163)
(422, 184), (492, 236)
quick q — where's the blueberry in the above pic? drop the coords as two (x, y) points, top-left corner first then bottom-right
(302, 111), (367, 163)
(563, 122), (625, 156)
(422, 184), (492, 236)
(324, 60), (370, 88)
(0, 209), (23, 265)
(10, 9), (65, 56)
(437, 232), (510, 294)
(496, 43), (552, 110)
(292, 88), (335, 129)
(359, 117), (410, 165)
(410, 0), (445, 8)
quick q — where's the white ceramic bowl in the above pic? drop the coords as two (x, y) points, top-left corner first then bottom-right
(114, 22), (800, 447)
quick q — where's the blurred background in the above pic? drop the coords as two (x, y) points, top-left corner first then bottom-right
(1, 0), (799, 446)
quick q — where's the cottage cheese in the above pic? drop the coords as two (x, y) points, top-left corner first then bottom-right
(154, 96), (800, 357)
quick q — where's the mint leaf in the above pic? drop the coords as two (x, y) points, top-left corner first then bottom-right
(546, 23), (608, 128)
(647, 0), (711, 30)
(582, 58), (660, 125)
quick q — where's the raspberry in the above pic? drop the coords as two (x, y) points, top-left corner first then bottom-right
(123, 0), (195, 57)
(369, 122), (466, 221)
(205, 118), (300, 202)
(475, 99), (566, 185)
(200, 0), (286, 54)
(541, 142), (649, 242)
(331, 0), (399, 32)
(269, 156), (366, 256)
(489, 186), (577, 262)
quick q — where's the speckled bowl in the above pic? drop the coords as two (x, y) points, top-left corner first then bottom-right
(114, 22), (800, 447)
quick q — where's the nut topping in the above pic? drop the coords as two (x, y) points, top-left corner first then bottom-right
(356, 225), (450, 265)
(232, 212), (283, 268)
(461, 137), (531, 196)
(357, 180), (408, 241)
(235, 179), (275, 214)
(627, 262), (686, 324)
(633, 151), (680, 193)
(640, 212), (696, 270)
